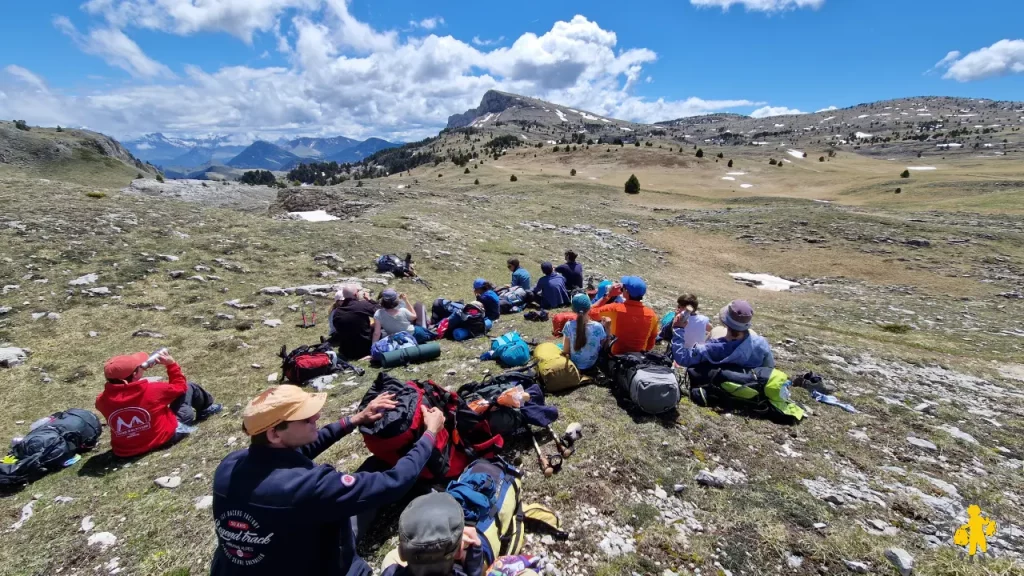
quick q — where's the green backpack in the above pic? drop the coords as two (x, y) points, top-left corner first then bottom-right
(686, 366), (805, 424)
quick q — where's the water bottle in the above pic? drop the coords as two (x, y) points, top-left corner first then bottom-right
(140, 348), (169, 370)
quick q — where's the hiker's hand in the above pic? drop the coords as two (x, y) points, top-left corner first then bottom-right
(673, 313), (688, 329)
(352, 393), (397, 425)
(399, 293), (409, 301)
(462, 526), (481, 549)
(607, 283), (623, 299)
(422, 406), (445, 434)
(157, 351), (175, 366)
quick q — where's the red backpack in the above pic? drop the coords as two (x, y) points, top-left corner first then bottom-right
(279, 342), (336, 384)
(358, 373), (504, 480)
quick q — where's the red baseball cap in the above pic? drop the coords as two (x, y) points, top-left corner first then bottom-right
(104, 352), (149, 381)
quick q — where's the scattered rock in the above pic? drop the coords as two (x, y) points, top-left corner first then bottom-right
(85, 287), (111, 296)
(941, 425), (978, 445)
(673, 484), (685, 494)
(224, 299), (258, 309)
(844, 560), (870, 574)
(695, 470), (725, 489)
(884, 548), (913, 576)
(0, 305), (11, 315)
(132, 330), (164, 339)
(10, 498), (36, 530)
(0, 347), (29, 368)
(188, 275), (206, 282)
(168, 270), (185, 279)
(225, 436), (238, 447)
(88, 532), (117, 550)
(267, 372), (278, 382)
(263, 319), (282, 328)
(309, 374), (338, 391)
(194, 495), (214, 510)
(786, 553), (803, 569)
(653, 486), (667, 500)
(80, 516), (95, 532)
(154, 476), (182, 489)
(907, 436), (937, 451)
(88, 331), (99, 338)
(53, 496), (74, 504)
(69, 273), (99, 286)
(158, 254), (179, 262)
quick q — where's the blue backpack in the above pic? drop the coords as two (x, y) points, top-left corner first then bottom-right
(488, 332), (531, 368)
(370, 332), (416, 363)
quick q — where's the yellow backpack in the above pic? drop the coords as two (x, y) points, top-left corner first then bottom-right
(534, 342), (581, 392)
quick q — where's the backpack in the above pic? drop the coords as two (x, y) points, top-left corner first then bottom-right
(490, 332), (531, 368)
(447, 459), (525, 566)
(445, 304), (487, 340)
(533, 342), (581, 393)
(376, 253), (413, 277)
(279, 342), (337, 384)
(458, 369), (540, 436)
(550, 312), (576, 337)
(611, 352), (681, 414)
(430, 298), (464, 326)
(369, 332), (417, 364)
(499, 287), (527, 315)
(687, 365), (805, 424)
(359, 373), (504, 480)
(1, 409), (102, 489)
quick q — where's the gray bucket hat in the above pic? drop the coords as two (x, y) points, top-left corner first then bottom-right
(719, 300), (754, 332)
(398, 492), (464, 568)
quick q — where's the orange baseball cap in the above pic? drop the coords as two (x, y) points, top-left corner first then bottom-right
(104, 352), (150, 381)
(243, 385), (327, 436)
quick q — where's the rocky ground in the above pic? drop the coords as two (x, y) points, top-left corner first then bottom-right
(1, 155), (1023, 576)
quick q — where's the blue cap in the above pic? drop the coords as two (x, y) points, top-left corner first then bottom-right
(620, 276), (647, 299)
(473, 278), (487, 290)
(571, 293), (592, 313)
(541, 262), (553, 274)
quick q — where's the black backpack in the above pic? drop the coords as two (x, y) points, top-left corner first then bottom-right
(445, 305), (487, 340)
(458, 369), (539, 436)
(1, 409), (102, 489)
(377, 253), (413, 277)
(431, 298), (465, 326)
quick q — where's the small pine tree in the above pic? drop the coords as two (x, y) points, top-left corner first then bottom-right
(510, 174), (518, 182)
(624, 174), (640, 195)
(717, 152), (724, 159)
(136, 172), (144, 179)
(474, 179), (480, 185)
(570, 168), (577, 176)
(819, 156), (825, 162)
(438, 173), (443, 178)
(553, 146), (560, 152)
(14, 120), (30, 131)
(156, 173), (165, 183)
(895, 187), (902, 194)
(695, 148), (704, 158)
(356, 180), (363, 187)
(802, 152), (808, 158)
(56, 125), (64, 132)
(464, 167), (470, 174)
(769, 158), (778, 165)
(900, 169), (911, 178)
(634, 141), (641, 147)
(727, 159), (733, 168)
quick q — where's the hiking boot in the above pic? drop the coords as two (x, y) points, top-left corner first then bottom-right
(794, 372), (836, 395)
(198, 403), (223, 420)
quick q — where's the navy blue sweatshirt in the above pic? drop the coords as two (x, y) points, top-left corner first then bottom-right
(211, 418), (434, 576)
(555, 262), (583, 290)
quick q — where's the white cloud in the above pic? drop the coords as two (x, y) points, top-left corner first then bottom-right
(410, 17), (444, 30)
(941, 40), (1024, 82)
(4, 9), (760, 141)
(933, 50), (961, 69)
(472, 35), (504, 47)
(815, 105), (837, 112)
(751, 105), (805, 118)
(690, 0), (824, 11)
(54, 15), (173, 78)
(4, 65), (48, 92)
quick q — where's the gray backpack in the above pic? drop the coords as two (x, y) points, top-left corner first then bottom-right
(613, 353), (681, 414)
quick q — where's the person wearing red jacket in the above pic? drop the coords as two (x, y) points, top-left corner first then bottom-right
(96, 350), (221, 458)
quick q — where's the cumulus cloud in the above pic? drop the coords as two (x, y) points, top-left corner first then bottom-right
(815, 105), (837, 112)
(690, 0), (824, 11)
(410, 17), (444, 30)
(4, 7), (760, 140)
(472, 35), (504, 47)
(751, 105), (805, 118)
(54, 15), (173, 78)
(940, 40), (1024, 82)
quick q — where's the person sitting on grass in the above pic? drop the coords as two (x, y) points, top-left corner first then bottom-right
(506, 258), (532, 291)
(658, 293), (712, 347)
(211, 385), (445, 576)
(381, 492), (484, 576)
(473, 278), (501, 321)
(591, 280), (624, 306)
(96, 350), (221, 458)
(671, 299), (775, 369)
(373, 289), (418, 344)
(531, 262), (570, 310)
(329, 284), (380, 360)
(561, 293), (607, 372)
(589, 276), (659, 356)
(555, 250), (584, 292)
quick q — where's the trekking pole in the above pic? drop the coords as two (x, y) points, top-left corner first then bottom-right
(531, 432), (554, 477)
(548, 424), (574, 458)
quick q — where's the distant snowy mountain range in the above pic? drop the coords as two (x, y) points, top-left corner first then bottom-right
(123, 133), (402, 172)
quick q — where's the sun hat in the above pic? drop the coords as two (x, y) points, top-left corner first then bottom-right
(242, 385), (326, 436)
(719, 300), (754, 332)
(398, 492), (464, 567)
(571, 293), (592, 313)
(104, 352), (150, 381)
(620, 276), (647, 299)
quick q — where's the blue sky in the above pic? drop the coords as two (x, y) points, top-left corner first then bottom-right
(1, 0), (1022, 141)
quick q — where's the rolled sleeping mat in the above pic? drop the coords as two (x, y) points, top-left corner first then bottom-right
(379, 342), (442, 368)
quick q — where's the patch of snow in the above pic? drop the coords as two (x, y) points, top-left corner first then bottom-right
(813, 199), (832, 204)
(731, 273), (799, 291)
(520, 134), (528, 140)
(721, 177), (736, 181)
(855, 132), (874, 139)
(858, 114), (870, 119)
(918, 113), (932, 117)
(600, 118), (610, 123)
(471, 113), (494, 126)
(820, 116), (836, 122)
(751, 141), (769, 146)
(774, 123), (785, 128)
(740, 184), (754, 189)
(579, 111), (599, 121)
(906, 166), (937, 171)
(620, 127), (632, 132)
(787, 149), (805, 159)
(588, 177), (598, 180)
(554, 109), (568, 122)
(727, 172), (746, 176)
(936, 143), (962, 149)
(288, 210), (339, 222)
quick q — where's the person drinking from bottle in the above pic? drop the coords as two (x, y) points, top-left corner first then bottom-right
(95, 350), (222, 458)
